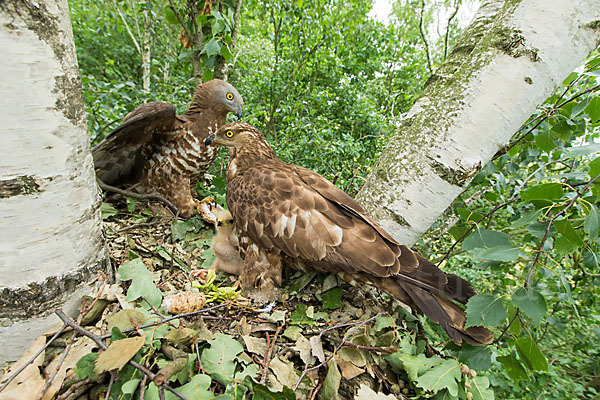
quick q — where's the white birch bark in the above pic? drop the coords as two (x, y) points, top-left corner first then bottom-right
(356, 0), (600, 245)
(0, 0), (105, 364)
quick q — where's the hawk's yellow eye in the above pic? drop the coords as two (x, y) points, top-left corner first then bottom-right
(226, 130), (234, 138)
(226, 92), (234, 100)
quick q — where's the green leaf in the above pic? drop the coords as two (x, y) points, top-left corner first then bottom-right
(515, 337), (548, 372)
(470, 376), (495, 400)
(321, 287), (344, 310)
(449, 225), (469, 241)
(554, 218), (584, 246)
(202, 38), (222, 56)
(221, 44), (234, 61)
(585, 96), (600, 122)
(101, 202), (118, 218)
(146, 374), (214, 400)
(563, 143), (600, 159)
(465, 295), (506, 328)
(510, 209), (543, 229)
(203, 69), (214, 82)
(584, 204), (599, 241)
(117, 259), (163, 308)
(201, 333), (243, 386)
(589, 157), (600, 179)
(290, 304), (314, 326)
(457, 344), (492, 371)
(126, 198), (136, 213)
(251, 383), (296, 400)
(164, 5), (179, 25)
(463, 229), (513, 250)
(497, 354), (528, 383)
(385, 353), (444, 380)
(177, 374), (214, 399)
(520, 183), (564, 202)
(415, 358), (461, 397)
(121, 378), (141, 394)
(511, 288), (547, 325)
(373, 315), (394, 332)
(321, 359), (341, 400)
(534, 130), (557, 152)
(75, 353), (98, 380)
(472, 245), (520, 262)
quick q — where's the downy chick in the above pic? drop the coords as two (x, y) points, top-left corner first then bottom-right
(210, 209), (243, 275)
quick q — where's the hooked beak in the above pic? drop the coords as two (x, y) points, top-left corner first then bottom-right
(205, 134), (215, 146)
(236, 106), (243, 119)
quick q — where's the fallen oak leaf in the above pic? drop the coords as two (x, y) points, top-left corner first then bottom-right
(93, 336), (145, 375)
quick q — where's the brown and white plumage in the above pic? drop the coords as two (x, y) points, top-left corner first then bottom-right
(92, 79), (243, 217)
(205, 122), (493, 346)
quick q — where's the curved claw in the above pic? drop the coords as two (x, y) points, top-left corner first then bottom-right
(196, 197), (224, 225)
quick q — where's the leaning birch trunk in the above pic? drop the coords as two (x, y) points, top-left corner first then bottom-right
(356, 0), (600, 245)
(0, 0), (105, 365)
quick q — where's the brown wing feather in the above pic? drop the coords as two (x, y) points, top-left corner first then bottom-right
(219, 122), (492, 345)
(92, 102), (180, 185)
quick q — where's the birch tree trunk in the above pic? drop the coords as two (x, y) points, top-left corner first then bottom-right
(0, 0), (105, 365)
(356, 0), (600, 245)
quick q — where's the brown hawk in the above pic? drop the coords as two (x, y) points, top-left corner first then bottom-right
(205, 122), (493, 345)
(92, 79), (243, 217)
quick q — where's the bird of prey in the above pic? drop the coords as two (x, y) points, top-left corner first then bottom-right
(92, 79), (243, 217)
(205, 122), (493, 345)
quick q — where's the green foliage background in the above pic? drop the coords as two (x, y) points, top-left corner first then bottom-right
(70, 0), (600, 398)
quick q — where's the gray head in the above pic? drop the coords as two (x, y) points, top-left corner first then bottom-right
(189, 79), (243, 118)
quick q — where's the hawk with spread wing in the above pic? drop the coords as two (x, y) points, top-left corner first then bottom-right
(205, 122), (493, 345)
(92, 79), (243, 217)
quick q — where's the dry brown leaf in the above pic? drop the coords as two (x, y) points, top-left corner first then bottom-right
(239, 316), (251, 336)
(42, 337), (96, 400)
(162, 292), (206, 314)
(94, 336), (145, 374)
(293, 336), (315, 365)
(242, 335), (267, 356)
(106, 309), (147, 332)
(0, 336), (45, 400)
(338, 347), (366, 367)
(269, 356), (298, 389)
(355, 384), (396, 399)
(336, 356), (365, 380)
(309, 336), (326, 364)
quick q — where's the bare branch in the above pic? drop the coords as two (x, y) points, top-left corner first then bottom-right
(525, 173), (600, 286)
(443, 0), (460, 59)
(418, 0), (433, 74)
(97, 178), (180, 216)
(111, 0), (142, 55)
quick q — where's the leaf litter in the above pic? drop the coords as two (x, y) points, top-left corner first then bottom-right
(0, 199), (492, 400)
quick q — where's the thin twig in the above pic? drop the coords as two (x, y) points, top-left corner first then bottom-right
(293, 314), (380, 390)
(56, 377), (92, 400)
(418, 0), (433, 74)
(493, 310), (519, 344)
(322, 334), (397, 353)
(97, 178), (180, 216)
(525, 173), (600, 286)
(437, 198), (519, 266)
(54, 310), (187, 400)
(100, 301), (232, 339)
(36, 339), (73, 400)
(260, 325), (282, 384)
(309, 382), (323, 400)
(0, 325), (67, 394)
(139, 374), (147, 400)
(105, 371), (115, 400)
(443, 0), (460, 59)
